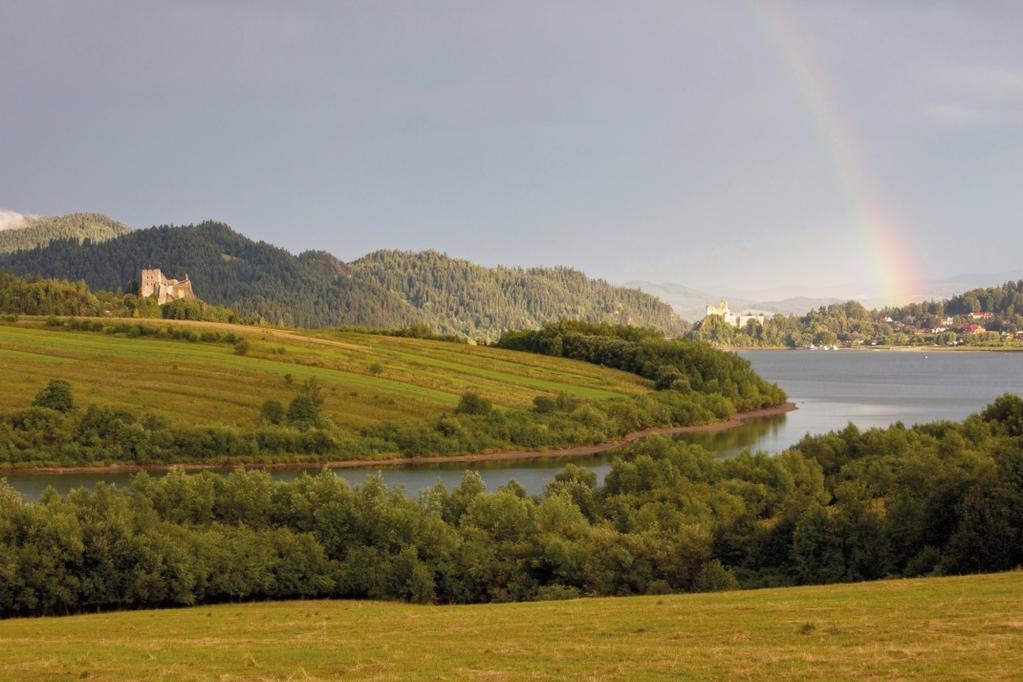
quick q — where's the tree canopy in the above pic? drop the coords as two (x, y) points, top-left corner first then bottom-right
(2, 393), (1021, 617)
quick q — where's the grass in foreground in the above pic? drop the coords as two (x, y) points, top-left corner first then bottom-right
(0, 572), (1020, 680)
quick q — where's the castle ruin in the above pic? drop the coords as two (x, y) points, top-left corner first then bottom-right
(704, 300), (765, 328)
(139, 268), (195, 304)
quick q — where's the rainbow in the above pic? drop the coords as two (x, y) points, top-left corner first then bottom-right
(756, 1), (920, 304)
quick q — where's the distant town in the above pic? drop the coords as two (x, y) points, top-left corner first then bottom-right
(696, 284), (1023, 349)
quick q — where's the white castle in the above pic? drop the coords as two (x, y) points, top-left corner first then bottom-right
(704, 300), (765, 328)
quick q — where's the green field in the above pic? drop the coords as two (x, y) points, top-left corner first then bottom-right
(0, 319), (648, 432)
(0, 572), (1019, 680)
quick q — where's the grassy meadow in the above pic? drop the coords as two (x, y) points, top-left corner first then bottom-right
(0, 571), (1019, 680)
(0, 318), (648, 432)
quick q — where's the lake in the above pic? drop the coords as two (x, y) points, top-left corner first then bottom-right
(5, 350), (1022, 500)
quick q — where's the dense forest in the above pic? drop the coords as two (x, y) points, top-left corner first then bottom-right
(1, 393), (1020, 617)
(0, 219), (686, 338)
(352, 250), (686, 338)
(691, 282), (1023, 348)
(0, 212), (130, 254)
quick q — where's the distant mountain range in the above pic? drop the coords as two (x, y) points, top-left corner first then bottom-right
(625, 281), (844, 321)
(0, 212), (131, 253)
(0, 214), (686, 339)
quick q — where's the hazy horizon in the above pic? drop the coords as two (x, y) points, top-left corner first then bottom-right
(2, 1), (1021, 300)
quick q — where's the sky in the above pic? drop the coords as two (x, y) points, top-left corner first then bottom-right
(1, 0), (1021, 300)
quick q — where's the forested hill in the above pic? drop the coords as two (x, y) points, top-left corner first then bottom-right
(351, 249), (686, 338)
(0, 212), (130, 253)
(0, 222), (422, 329)
(886, 280), (1023, 320)
(0, 221), (686, 337)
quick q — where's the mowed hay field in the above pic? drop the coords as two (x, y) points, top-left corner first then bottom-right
(0, 319), (648, 431)
(0, 572), (1020, 681)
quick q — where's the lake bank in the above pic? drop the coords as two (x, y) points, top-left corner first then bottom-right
(1, 402), (796, 476)
(718, 344), (1023, 352)
(7, 349), (1023, 501)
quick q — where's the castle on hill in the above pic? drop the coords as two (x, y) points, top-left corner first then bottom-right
(704, 300), (765, 328)
(140, 268), (195, 304)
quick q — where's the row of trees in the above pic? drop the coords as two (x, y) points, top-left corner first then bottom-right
(496, 321), (786, 411)
(2, 394), (1021, 617)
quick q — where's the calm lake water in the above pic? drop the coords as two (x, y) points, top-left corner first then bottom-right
(5, 350), (1023, 500)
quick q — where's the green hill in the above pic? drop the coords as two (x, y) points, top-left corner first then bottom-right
(0, 571), (1019, 680)
(0, 318), (651, 428)
(0, 220), (686, 338)
(0, 212), (130, 253)
(0, 312), (776, 468)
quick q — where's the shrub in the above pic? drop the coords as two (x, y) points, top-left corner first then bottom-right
(533, 395), (557, 414)
(260, 399), (285, 425)
(32, 379), (74, 413)
(654, 365), (683, 391)
(287, 395), (318, 427)
(456, 392), (492, 416)
(533, 584), (581, 601)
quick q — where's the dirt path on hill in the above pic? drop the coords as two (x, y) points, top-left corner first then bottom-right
(4, 403), (796, 475)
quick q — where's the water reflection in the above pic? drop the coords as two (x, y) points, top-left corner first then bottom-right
(674, 413), (788, 459)
(2, 415), (789, 502)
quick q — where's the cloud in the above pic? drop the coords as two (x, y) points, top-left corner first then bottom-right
(925, 66), (1023, 128)
(0, 210), (39, 231)
(926, 102), (1001, 127)
(967, 66), (1023, 99)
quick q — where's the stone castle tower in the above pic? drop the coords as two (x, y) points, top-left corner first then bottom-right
(139, 268), (195, 304)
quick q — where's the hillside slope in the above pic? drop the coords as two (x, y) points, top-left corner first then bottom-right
(0, 221), (686, 337)
(0, 314), (780, 468)
(0, 212), (131, 253)
(0, 319), (648, 433)
(1, 572), (1018, 680)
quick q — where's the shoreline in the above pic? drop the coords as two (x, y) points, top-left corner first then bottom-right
(2, 403), (796, 476)
(722, 345), (1023, 353)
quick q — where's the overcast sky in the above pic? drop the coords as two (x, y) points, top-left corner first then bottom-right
(1, 1), (1021, 299)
